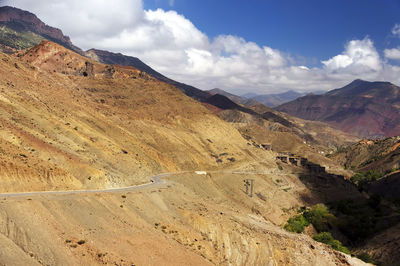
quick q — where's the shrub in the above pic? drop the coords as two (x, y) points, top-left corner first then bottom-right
(350, 171), (383, 191)
(284, 214), (309, 233)
(356, 252), (374, 263)
(303, 204), (336, 232)
(313, 232), (350, 254)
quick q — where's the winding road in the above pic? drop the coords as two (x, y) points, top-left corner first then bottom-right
(0, 173), (172, 198)
(0, 170), (287, 199)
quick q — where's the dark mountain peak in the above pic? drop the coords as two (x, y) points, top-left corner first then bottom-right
(327, 79), (396, 97)
(276, 79), (400, 138)
(204, 94), (241, 110)
(0, 5), (81, 53)
(208, 88), (225, 95)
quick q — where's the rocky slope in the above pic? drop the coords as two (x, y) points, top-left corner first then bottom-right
(0, 5), (359, 156)
(0, 40), (266, 192)
(0, 6), (81, 53)
(0, 171), (368, 266)
(203, 93), (358, 158)
(0, 40), (371, 265)
(330, 137), (400, 174)
(276, 79), (400, 138)
(85, 48), (211, 101)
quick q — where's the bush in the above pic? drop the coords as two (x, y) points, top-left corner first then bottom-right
(313, 232), (350, 254)
(356, 252), (374, 263)
(284, 214), (309, 233)
(350, 171), (383, 191)
(303, 204), (336, 232)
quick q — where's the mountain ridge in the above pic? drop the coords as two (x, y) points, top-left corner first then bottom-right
(276, 79), (400, 138)
(0, 6), (81, 53)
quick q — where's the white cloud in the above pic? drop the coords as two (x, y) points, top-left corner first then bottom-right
(5, 0), (143, 42)
(392, 24), (400, 38)
(322, 38), (382, 74)
(2, 0), (400, 94)
(384, 47), (400, 60)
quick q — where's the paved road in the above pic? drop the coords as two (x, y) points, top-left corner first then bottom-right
(0, 173), (172, 198)
(0, 171), (280, 198)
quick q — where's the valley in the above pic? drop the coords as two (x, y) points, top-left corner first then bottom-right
(0, 4), (398, 266)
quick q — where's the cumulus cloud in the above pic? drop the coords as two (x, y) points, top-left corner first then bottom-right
(321, 38), (382, 83)
(2, 0), (400, 93)
(385, 48), (400, 60)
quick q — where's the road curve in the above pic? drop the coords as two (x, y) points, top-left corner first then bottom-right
(0, 171), (279, 198)
(0, 173), (173, 198)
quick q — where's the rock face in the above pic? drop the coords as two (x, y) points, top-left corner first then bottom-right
(0, 6), (81, 53)
(276, 79), (400, 138)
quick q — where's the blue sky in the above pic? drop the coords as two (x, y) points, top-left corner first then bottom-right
(145, 0), (400, 66)
(4, 0), (400, 94)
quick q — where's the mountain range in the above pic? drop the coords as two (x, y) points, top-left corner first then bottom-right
(0, 5), (397, 265)
(243, 90), (305, 107)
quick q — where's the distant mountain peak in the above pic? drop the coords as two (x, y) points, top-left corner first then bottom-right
(276, 79), (400, 138)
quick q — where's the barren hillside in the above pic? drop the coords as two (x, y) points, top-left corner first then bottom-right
(0, 41), (371, 265)
(0, 40), (270, 192)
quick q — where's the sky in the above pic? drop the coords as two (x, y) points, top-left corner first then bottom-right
(2, 0), (400, 95)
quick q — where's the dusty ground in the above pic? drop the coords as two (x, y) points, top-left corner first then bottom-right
(0, 171), (368, 266)
(0, 42), (369, 265)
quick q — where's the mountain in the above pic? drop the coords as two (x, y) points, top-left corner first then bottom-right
(0, 40), (371, 266)
(276, 79), (400, 138)
(0, 6), (357, 154)
(207, 88), (259, 106)
(329, 137), (400, 174)
(0, 6), (380, 265)
(85, 49), (210, 101)
(3, 40), (269, 192)
(241, 92), (258, 99)
(0, 6), (209, 101)
(0, 6), (81, 53)
(244, 90), (304, 107)
(203, 93), (359, 160)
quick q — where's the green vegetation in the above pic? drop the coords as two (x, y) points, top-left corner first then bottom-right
(329, 197), (396, 243)
(284, 204), (351, 255)
(303, 204), (336, 232)
(284, 204), (336, 234)
(284, 214), (309, 233)
(384, 168), (398, 175)
(0, 25), (44, 50)
(356, 252), (375, 264)
(350, 170), (383, 191)
(312, 232), (350, 254)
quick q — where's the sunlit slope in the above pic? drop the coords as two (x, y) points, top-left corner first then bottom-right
(0, 41), (271, 192)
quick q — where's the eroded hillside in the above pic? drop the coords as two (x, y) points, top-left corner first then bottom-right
(0, 41), (271, 192)
(0, 171), (368, 266)
(0, 41), (371, 266)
